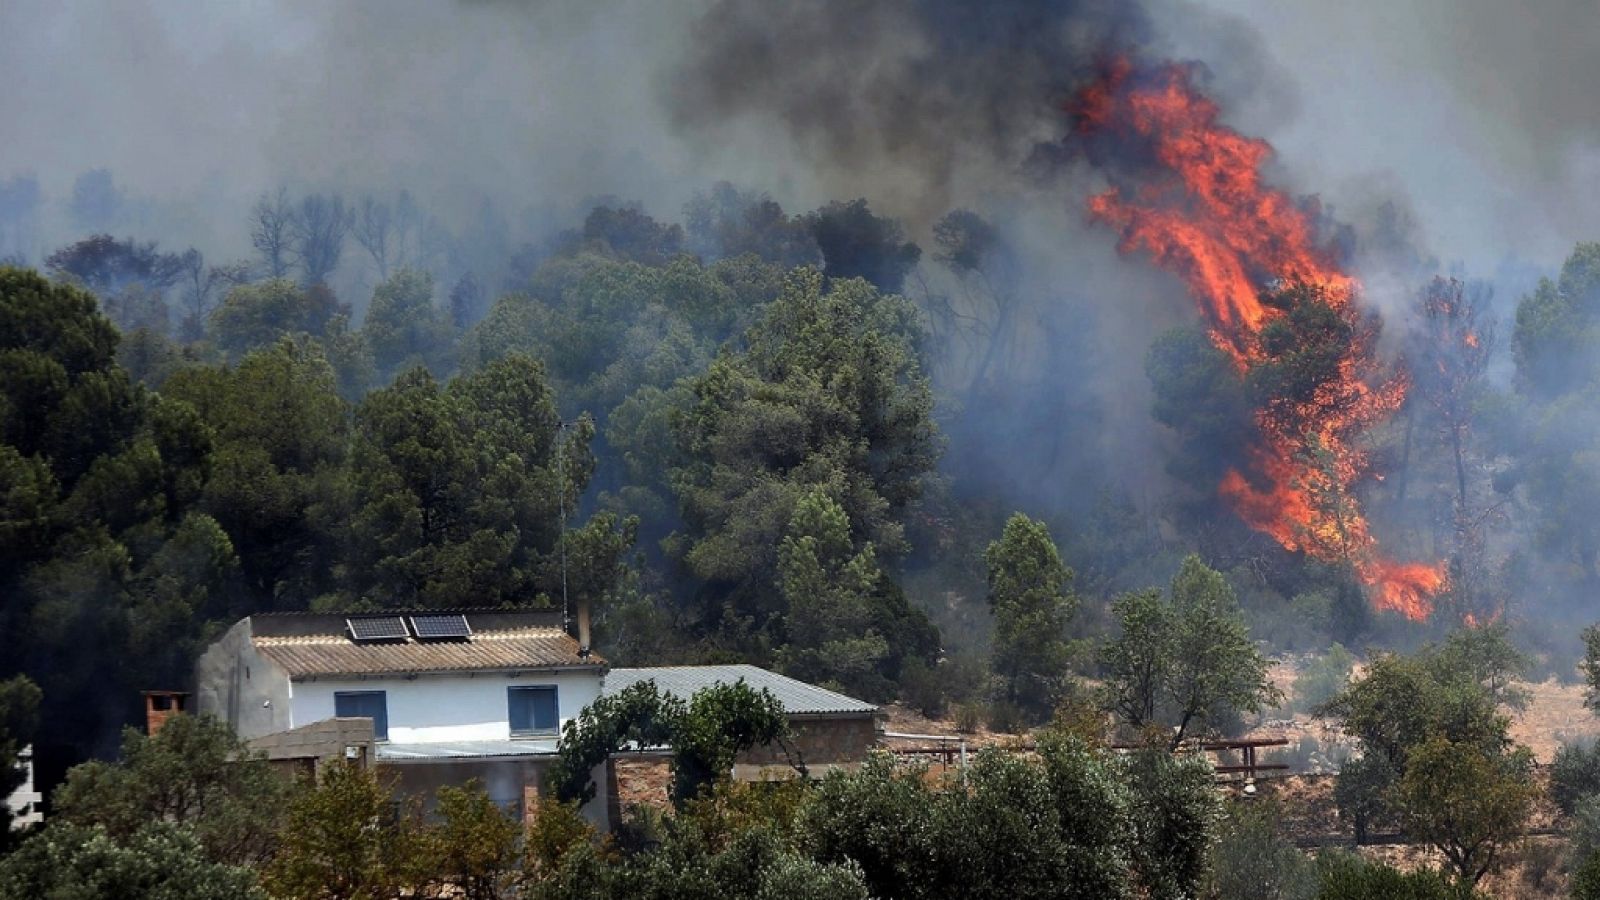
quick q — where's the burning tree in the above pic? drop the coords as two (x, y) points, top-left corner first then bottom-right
(1072, 59), (1446, 619)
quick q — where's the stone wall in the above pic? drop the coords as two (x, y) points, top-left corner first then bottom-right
(606, 714), (882, 823)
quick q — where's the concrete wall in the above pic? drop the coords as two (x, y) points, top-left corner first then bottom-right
(195, 619), (292, 740)
(248, 717), (376, 776)
(736, 715), (879, 779)
(290, 670), (602, 742)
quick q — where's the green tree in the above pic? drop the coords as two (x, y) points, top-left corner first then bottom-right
(549, 679), (789, 810)
(1101, 555), (1279, 748)
(671, 267), (939, 670)
(342, 356), (633, 609)
(362, 268), (455, 380)
(1, 265), (226, 761)
(53, 714), (291, 866)
(264, 762), (427, 900)
(163, 337), (349, 609)
(983, 513), (1077, 721)
(1397, 735), (1536, 887)
(429, 780), (524, 900)
(1207, 799), (1319, 900)
(0, 822), (266, 900)
(208, 278), (343, 357)
(1127, 748), (1222, 900)
(775, 489), (893, 699)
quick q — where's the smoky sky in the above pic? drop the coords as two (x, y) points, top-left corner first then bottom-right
(1, 0), (1595, 274)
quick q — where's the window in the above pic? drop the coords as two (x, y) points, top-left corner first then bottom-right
(334, 691), (388, 741)
(508, 686), (558, 736)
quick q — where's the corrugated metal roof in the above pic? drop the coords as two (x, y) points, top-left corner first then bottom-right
(376, 739), (559, 761)
(604, 665), (877, 717)
(254, 627), (603, 678)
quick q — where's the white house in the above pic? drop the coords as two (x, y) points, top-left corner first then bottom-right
(195, 609), (882, 828)
(6, 744), (42, 831)
(195, 609), (606, 823)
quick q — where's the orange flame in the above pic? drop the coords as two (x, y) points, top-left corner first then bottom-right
(1074, 60), (1447, 619)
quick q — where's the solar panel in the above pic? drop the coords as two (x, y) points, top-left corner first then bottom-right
(347, 616), (410, 641)
(410, 613), (471, 640)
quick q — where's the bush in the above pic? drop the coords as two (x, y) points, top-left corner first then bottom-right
(1575, 849), (1600, 900)
(1552, 741), (1600, 815)
(0, 822), (266, 900)
(953, 702), (983, 734)
(1333, 754), (1398, 844)
(986, 700), (1028, 735)
(1572, 795), (1600, 865)
(1312, 851), (1479, 899)
(1297, 644), (1356, 713)
(1206, 799), (1318, 900)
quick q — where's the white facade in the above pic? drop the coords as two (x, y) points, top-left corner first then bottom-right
(290, 669), (600, 743)
(6, 745), (42, 830)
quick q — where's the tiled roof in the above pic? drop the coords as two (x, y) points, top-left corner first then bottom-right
(254, 627), (603, 678)
(604, 665), (877, 717)
(377, 739), (559, 761)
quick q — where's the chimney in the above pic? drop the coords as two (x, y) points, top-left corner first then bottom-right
(575, 602), (592, 659)
(143, 690), (190, 735)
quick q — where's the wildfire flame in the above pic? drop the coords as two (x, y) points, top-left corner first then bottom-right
(1072, 59), (1447, 620)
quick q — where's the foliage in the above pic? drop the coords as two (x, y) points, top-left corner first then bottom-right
(341, 356), (634, 609)
(670, 266), (940, 676)
(1101, 555), (1280, 748)
(1575, 848), (1600, 900)
(362, 268), (455, 380)
(263, 762), (428, 900)
(1332, 753), (1398, 844)
(775, 488), (894, 699)
(1295, 643), (1355, 713)
(1126, 748), (1223, 900)
(1397, 735), (1536, 886)
(1553, 741), (1600, 815)
(208, 278), (343, 357)
(1324, 638), (1534, 885)
(429, 780), (524, 900)
(984, 513), (1078, 721)
(1311, 851), (1479, 900)
(0, 822), (266, 900)
(1570, 794), (1600, 866)
(1206, 799), (1319, 900)
(550, 679), (789, 809)
(53, 713), (290, 866)
(804, 199), (921, 294)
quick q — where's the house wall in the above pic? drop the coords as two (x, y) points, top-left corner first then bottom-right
(194, 619), (292, 740)
(289, 669), (601, 742)
(6, 746), (41, 830)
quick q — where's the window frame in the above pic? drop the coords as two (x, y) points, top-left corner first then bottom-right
(334, 690), (389, 742)
(507, 685), (560, 737)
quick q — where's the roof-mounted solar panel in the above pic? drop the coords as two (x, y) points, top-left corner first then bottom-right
(347, 616), (410, 642)
(410, 613), (471, 640)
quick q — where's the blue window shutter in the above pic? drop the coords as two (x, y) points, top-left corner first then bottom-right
(334, 691), (388, 740)
(508, 686), (559, 735)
